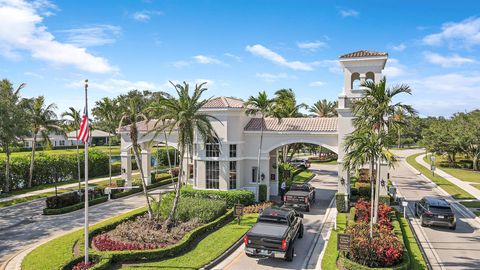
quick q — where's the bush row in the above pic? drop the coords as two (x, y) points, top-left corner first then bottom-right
(158, 193), (227, 223)
(181, 185), (254, 208)
(43, 196), (108, 215)
(110, 177), (177, 199)
(46, 188), (104, 209)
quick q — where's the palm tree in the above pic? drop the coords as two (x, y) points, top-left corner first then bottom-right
(25, 96), (61, 188)
(0, 80), (28, 193)
(61, 107), (82, 190)
(352, 77), (414, 223)
(244, 91), (275, 184)
(92, 97), (120, 185)
(309, 99), (338, 117)
(118, 91), (153, 218)
(152, 81), (219, 227)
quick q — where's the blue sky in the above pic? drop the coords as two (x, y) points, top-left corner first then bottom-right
(1, 0), (480, 117)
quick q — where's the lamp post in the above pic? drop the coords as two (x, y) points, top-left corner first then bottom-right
(430, 153), (436, 176)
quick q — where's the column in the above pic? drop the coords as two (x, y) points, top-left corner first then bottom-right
(121, 150), (132, 187)
(379, 162), (389, 196)
(141, 148), (152, 186)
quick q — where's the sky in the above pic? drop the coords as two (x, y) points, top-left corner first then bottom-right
(1, 0), (480, 117)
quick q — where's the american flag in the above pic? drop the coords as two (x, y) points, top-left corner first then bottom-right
(77, 112), (89, 143)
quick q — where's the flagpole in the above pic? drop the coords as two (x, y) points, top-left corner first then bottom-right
(84, 79), (89, 264)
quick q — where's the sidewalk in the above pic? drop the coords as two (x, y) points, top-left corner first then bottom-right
(416, 154), (480, 200)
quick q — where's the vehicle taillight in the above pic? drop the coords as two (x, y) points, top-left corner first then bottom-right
(244, 235), (248, 246)
(283, 195), (287, 201)
(304, 197), (308, 204)
(425, 211), (433, 217)
(281, 239), (287, 251)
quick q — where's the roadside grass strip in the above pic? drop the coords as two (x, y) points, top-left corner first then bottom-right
(321, 212), (347, 270)
(396, 212), (428, 270)
(122, 214), (258, 270)
(423, 155), (480, 184)
(407, 153), (475, 200)
(292, 170), (315, 184)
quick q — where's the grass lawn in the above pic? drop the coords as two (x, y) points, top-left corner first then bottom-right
(292, 170), (315, 184)
(397, 213), (428, 270)
(424, 155), (480, 184)
(309, 159), (338, 165)
(321, 212), (347, 270)
(122, 214), (258, 270)
(407, 153), (475, 200)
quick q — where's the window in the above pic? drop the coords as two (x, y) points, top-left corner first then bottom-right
(59, 140), (65, 146)
(229, 161), (237, 189)
(206, 138), (220, 157)
(206, 161), (219, 189)
(252, 166), (258, 183)
(229, 144), (237, 157)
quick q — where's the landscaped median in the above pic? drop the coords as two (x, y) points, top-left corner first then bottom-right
(406, 153), (475, 200)
(22, 187), (258, 270)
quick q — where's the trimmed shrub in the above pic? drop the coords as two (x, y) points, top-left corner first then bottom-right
(158, 193), (227, 223)
(181, 185), (254, 207)
(379, 195), (391, 206)
(43, 196), (108, 215)
(259, 184), (267, 202)
(46, 192), (81, 209)
(336, 193), (348, 213)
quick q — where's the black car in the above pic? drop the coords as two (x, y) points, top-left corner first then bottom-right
(415, 196), (456, 230)
(244, 206), (304, 261)
(283, 183), (316, 212)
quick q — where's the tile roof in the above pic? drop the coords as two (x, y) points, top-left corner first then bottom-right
(66, 129), (110, 138)
(244, 117), (338, 132)
(118, 120), (161, 133)
(340, 50), (388, 59)
(202, 96), (244, 109)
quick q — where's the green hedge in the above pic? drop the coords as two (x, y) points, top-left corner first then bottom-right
(111, 177), (177, 199)
(259, 184), (267, 202)
(181, 185), (254, 207)
(158, 193), (227, 223)
(379, 195), (391, 206)
(336, 193), (348, 213)
(43, 196), (108, 215)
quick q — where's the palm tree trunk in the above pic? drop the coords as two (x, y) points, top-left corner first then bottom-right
(473, 154), (479, 171)
(163, 131), (175, 183)
(166, 146), (185, 228)
(369, 159), (374, 239)
(108, 131), (112, 186)
(28, 133), (37, 188)
(131, 139), (153, 219)
(257, 117), (264, 184)
(5, 146), (11, 193)
(76, 130), (81, 190)
(397, 129), (401, 149)
(373, 157), (381, 223)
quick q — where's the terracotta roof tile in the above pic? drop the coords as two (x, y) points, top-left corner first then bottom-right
(244, 117), (337, 132)
(202, 96), (244, 109)
(340, 50), (388, 59)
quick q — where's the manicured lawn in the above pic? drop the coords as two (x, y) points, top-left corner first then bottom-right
(397, 213), (428, 270)
(309, 159), (338, 165)
(407, 153), (475, 200)
(321, 212), (347, 270)
(292, 170), (315, 184)
(0, 179), (81, 199)
(122, 214), (258, 270)
(423, 155), (480, 183)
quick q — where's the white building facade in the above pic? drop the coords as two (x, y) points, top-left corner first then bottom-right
(119, 50), (390, 200)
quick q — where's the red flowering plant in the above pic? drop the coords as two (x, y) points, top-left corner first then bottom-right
(354, 198), (371, 223)
(92, 234), (159, 251)
(72, 261), (95, 270)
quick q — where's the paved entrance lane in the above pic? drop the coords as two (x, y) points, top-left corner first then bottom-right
(391, 149), (480, 270)
(215, 163), (338, 270)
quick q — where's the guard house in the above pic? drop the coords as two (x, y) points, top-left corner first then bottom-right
(118, 50), (390, 200)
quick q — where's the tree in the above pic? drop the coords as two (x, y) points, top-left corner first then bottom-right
(309, 99), (338, 117)
(0, 80), (28, 193)
(244, 91), (276, 184)
(118, 90), (153, 218)
(25, 96), (61, 188)
(453, 110), (480, 171)
(152, 81), (219, 227)
(421, 118), (460, 165)
(61, 107), (82, 190)
(352, 77), (414, 223)
(92, 97), (121, 185)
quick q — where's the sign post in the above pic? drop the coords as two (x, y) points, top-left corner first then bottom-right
(402, 200), (408, 218)
(234, 204), (244, 224)
(337, 233), (351, 252)
(430, 154), (436, 176)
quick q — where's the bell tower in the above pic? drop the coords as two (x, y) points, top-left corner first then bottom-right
(336, 50), (388, 211)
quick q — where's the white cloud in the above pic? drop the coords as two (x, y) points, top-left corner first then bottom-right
(309, 81), (326, 87)
(195, 78), (214, 87)
(66, 78), (156, 93)
(392, 43), (406, 51)
(255, 72), (296, 82)
(311, 59), (342, 74)
(245, 44), (312, 71)
(224, 53), (242, 62)
(423, 17), (480, 48)
(0, 0), (116, 73)
(414, 73), (480, 96)
(383, 58), (407, 78)
(24, 71), (43, 79)
(59, 25), (121, 47)
(132, 10), (163, 22)
(193, 55), (222, 65)
(424, 52), (474, 67)
(339, 9), (359, 17)
(297, 41), (327, 51)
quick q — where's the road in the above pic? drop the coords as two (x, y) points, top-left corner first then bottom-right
(391, 149), (480, 270)
(0, 184), (174, 266)
(214, 163), (338, 270)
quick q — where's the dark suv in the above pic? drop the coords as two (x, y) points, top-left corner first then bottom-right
(415, 196), (456, 230)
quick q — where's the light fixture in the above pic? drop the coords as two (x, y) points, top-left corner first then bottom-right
(340, 177), (345, 185)
(261, 173), (265, 181)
